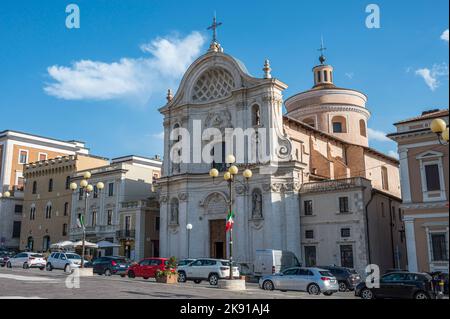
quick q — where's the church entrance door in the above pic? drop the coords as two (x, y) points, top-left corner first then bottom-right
(209, 219), (226, 259)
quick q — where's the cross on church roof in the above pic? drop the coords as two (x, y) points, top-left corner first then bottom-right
(318, 37), (327, 64)
(207, 13), (222, 43)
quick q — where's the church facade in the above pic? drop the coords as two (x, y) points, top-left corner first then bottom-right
(157, 38), (407, 275)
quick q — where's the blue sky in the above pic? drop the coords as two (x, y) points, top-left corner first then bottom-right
(0, 0), (448, 159)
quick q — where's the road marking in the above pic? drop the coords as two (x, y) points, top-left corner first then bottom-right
(0, 273), (58, 282)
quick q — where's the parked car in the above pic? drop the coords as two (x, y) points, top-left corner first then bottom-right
(259, 267), (339, 296)
(177, 259), (195, 267)
(0, 251), (15, 267)
(355, 271), (436, 299)
(127, 257), (170, 279)
(92, 256), (130, 277)
(46, 252), (86, 273)
(318, 265), (361, 291)
(177, 258), (240, 285)
(254, 249), (301, 277)
(6, 252), (46, 270)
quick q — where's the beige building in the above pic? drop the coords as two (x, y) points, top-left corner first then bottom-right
(70, 155), (162, 261)
(20, 154), (108, 252)
(388, 109), (449, 273)
(0, 130), (89, 250)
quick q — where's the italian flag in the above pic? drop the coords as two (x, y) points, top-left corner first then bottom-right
(225, 211), (235, 232)
(76, 215), (85, 230)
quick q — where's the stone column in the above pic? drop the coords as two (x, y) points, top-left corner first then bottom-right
(159, 195), (169, 258)
(234, 184), (248, 262)
(178, 192), (188, 259)
(404, 216), (418, 272)
(284, 185), (301, 258)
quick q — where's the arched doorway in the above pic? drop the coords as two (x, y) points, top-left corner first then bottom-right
(204, 193), (228, 259)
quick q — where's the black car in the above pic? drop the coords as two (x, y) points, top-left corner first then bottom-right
(92, 256), (130, 277)
(318, 266), (361, 291)
(355, 271), (436, 299)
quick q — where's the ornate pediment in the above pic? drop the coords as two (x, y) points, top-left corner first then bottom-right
(192, 68), (235, 103)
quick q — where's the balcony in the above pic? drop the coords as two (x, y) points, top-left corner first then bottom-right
(116, 229), (135, 239)
(300, 177), (367, 194)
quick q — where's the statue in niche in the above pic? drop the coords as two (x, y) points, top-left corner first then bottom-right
(252, 189), (263, 219)
(170, 199), (179, 225)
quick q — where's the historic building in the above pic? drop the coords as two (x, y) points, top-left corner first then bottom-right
(20, 154), (109, 252)
(157, 33), (406, 275)
(69, 155), (162, 260)
(0, 130), (89, 250)
(388, 109), (449, 273)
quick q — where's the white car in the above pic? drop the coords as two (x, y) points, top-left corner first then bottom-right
(46, 252), (85, 273)
(177, 258), (240, 285)
(6, 252), (46, 270)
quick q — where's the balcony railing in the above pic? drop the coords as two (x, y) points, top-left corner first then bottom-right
(116, 229), (135, 239)
(300, 177), (366, 194)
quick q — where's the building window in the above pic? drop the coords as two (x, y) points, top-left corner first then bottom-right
(30, 207), (36, 220)
(12, 221), (21, 238)
(340, 245), (354, 268)
(107, 210), (113, 226)
(332, 116), (347, 133)
(398, 208), (402, 222)
(341, 228), (351, 238)
(32, 181), (37, 194)
(424, 164), (441, 191)
(304, 246), (317, 267)
(14, 204), (23, 214)
(27, 237), (34, 251)
(39, 153), (47, 161)
(45, 204), (52, 219)
(108, 183), (114, 197)
(43, 236), (51, 252)
(48, 179), (53, 192)
(339, 197), (349, 213)
(324, 70), (328, 82)
(91, 211), (97, 227)
(381, 166), (389, 190)
(333, 122), (343, 133)
(303, 117), (315, 128)
(359, 119), (367, 137)
(155, 217), (160, 231)
(305, 230), (314, 239)
(93, 185), (98, 198)
(65, 176), (71, 190)
(17, 177), (24, 191)
(64, 202), (69, 216)
(79, 188), (84, 200)
(317, 71), (321, 83)
(304, 200), (313, 216)
(19, 150), (28, 164)
(62, 223), (68, 236)
(431, 233), (448, 261)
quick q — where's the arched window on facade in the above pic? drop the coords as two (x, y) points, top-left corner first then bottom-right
(252, 104), (261, 126)
(32, 181), (37, 194)
(65, 176), (71, 190)
(45, 203), (52, 219)
(359, 119), (367, 137)
(48, 178), (53, 192)
(332, 116), (347, 133)
(169, 198), (179, 225)
(303, 117), (316, 128)
(381, 166), (389, 191)
(43, 236), (51, 252)
(27, 237), (34, 251)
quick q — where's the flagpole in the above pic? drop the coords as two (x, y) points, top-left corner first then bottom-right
(228, 175), (233, 280)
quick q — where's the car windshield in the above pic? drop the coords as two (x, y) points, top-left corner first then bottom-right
(319, 271), (334, 277)
(221, 261), (231, 267)
(31, 254), (44, 258)
(66, 254), (81, 260)
(348, 269), (358, 274)
(114, 258), (127, 263)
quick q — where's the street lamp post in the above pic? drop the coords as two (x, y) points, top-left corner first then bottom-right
(186, 223), (193, 258)
(0, 191), (11, 200)
(209, 154), (253, 280)
(430, 118), (449, 145)
(70, 171), (104, 268)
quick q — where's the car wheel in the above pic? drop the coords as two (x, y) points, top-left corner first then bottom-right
(339, 282), (348, 292)
(178, 272), (187, 283)
(120, 275), (126, 278)
(39, 267), (45, 271)
(307, 283), (320, 295)
(262, 280), (274, 291)
(209, 274), (219, 286)
(128, 271), (135, 279)
(414, 291), (429, 300)
(46, 263), (53, 271)
(23, 263), (29, 269)
(104, 269), (112, 276)
(194, 279), (202, 284)
(361, 288), (374, 300)
(64, 264), (71, 274)
(323, 291), (334, 296)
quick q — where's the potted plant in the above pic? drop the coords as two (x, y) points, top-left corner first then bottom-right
(155, 256), (178, 284)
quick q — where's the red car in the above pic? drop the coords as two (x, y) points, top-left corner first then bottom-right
(127, 258), (171, 279)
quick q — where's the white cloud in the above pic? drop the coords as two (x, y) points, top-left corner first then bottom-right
(415, 63), (449, 91)
(44, 32), (206, 104)
(441, 29), (449, 43)
(367, 128), (391, 142)
(387, 150), (399, 160)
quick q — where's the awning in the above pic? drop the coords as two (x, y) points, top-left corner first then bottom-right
(96, 241), (120, 248)
(71, 240), (98, 248)
(50, 241), (74, 249)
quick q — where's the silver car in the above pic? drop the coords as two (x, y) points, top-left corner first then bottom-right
(259, 267), (339, 296)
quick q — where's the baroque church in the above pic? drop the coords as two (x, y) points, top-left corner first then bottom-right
(157, 25), (407, 275)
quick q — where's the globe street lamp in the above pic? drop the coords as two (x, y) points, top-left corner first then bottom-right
(186, 223), (193, 258)
(70, 172), (104, 268)
(0, 191), (11, 199)
(430, 118), (449, 145)
(209, 155), (252, 280)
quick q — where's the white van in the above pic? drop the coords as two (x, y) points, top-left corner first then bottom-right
(254, 249), (301, 277)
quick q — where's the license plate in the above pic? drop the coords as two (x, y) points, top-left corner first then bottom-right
(119, 265), (125, 268)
